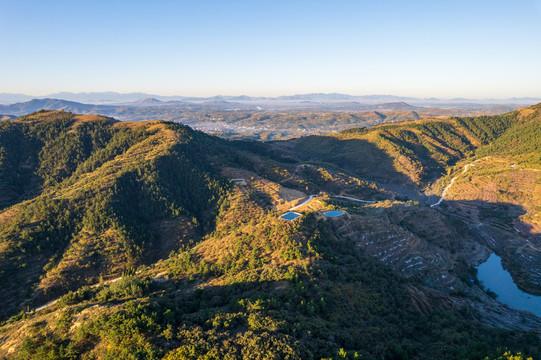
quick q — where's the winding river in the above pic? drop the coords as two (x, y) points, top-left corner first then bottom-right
(477, 253), (541, 317)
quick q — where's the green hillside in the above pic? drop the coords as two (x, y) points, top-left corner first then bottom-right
(290, 106), (539, 187)
(2, 182), (538, 360)
(475, 105), (541, 164)
(1, 109), (540, 360)
(0, 111), (232, 318)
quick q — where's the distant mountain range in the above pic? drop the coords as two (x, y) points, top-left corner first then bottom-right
(0, 98), (104, 114)
(0, 98), (427, 117)
(0, 91), (539, 106)
(0, 98), (522, 138)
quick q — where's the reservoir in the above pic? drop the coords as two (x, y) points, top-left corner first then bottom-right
(323, 210), (345, 217)
(280, 212), (301, 221)
(476, 253), (541, 317)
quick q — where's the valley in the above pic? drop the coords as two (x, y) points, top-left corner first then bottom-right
(0, 105), (540, 359)
(0, 96), (531, 141)
(4, 0), (541, 357)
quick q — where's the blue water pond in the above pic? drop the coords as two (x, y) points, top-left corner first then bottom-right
(477, 253), (541, 316)
(280, 212), (301, 221)
(323, 210), (345, 217)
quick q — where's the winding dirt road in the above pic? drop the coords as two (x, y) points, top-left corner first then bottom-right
(431, 163), (475, 207)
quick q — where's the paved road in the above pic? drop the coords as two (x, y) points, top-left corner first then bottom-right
(288, 194), (376, 212)
(332, 195), (375, 204)
(25, 276), (124, 315)
(289, 195), (318, 211)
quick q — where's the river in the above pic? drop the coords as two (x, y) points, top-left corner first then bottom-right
(476, 253), (541, 317)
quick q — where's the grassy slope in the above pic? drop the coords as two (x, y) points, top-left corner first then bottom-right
(293, 104), (541, 293)
(292, 109), (526, 187)
(1, 108), (541, 359)
(0, 111), (230, 318)
(1, 186), (538, 360)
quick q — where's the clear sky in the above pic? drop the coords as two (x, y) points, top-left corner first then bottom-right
(1, 0), (540, 98)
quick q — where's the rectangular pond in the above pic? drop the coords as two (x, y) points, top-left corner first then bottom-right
(323, 210), (345, 218)
(280, 212), (301, 221)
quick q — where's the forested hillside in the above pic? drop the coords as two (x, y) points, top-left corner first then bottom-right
(0, 108), (540, 360)
(291, 110), (523, 187)
(289, 103), (539, 189)
(288, 104), (541, 294)
(0, 111), (232, 318)
(475, 105), (541, 164)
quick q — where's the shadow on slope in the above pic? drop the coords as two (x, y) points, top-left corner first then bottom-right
(290, 135), (442, 204)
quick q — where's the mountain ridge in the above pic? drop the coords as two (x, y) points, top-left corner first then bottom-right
(0, 98), (525, 142)
(1, 91), (539, 106)
(0, 107), (540, 359)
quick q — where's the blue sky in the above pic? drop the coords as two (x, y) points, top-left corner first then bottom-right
(1, 0), (540, 98)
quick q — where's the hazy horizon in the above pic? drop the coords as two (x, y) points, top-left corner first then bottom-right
(1, 90), (541, 102)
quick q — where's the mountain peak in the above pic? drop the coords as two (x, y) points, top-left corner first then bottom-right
(17, 109), (115, 124)
(134, 97), (163, 104)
